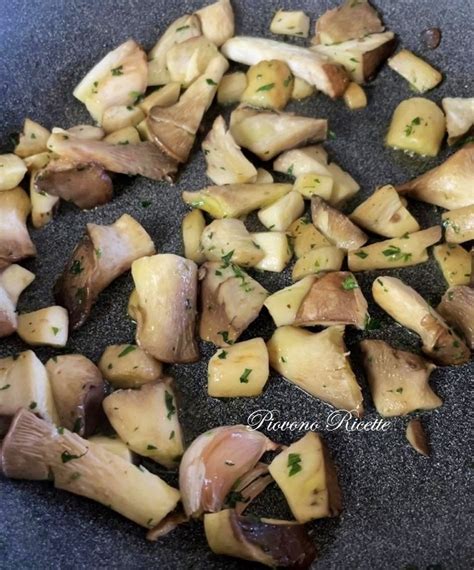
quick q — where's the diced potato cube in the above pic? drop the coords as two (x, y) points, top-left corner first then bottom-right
(241, 60), (293, 111)
(292, 246), (344, 281)
(291, 77), (315, 100)
(182, 209), (206, 264)
(98, 344), (163, 388)
(388, 50), (442, 93)
(293, 173), (333, 200)
(264, 276), (315, 327)
(17, 306), (69, 347)
(15, 119), (51, 158)
(103, 126), (141, 145)
(258, 191), (304, 231)
(217, 72), (247, 105)
(0, 154), (27, 192)
(386, 97), (445, 157)
(270, 10), (310, 38)
(343, 82), (367, 110)
(288, 217), (331, 258)
(433, 243), (471, 286)
(251, 232), (292, 272)
(208, 338), (269, 397)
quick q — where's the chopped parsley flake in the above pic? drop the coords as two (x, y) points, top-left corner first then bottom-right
(165, 390), (176, 420)
(118, 345), (136, 357)
(354, 250), (368, 259)
(287, 452), (302, 476)
(341, 276), (358, 290)
(206, 78), (217, 86)
(256, 83), (275, 92)
(218, 350), (228, 360)
(111, 65), (124, 76)
(61, 450), (87, 463)
(239, 368), (252, 383)
(404, 116), (422, 136)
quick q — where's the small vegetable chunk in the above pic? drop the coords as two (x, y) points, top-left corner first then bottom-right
(288, 216), (331, 258)
(433, 244), (471, 286)
(182, 209), (206, 264)
(258, 191), (305, 231)
(293, 173), (333, 200)
(17, 306), (69, 348)
(103, 126), (141, 145)
(138, 82), (181, 114)
(98, 344), (163, 388)
(406, 419), (430, 457)
(202, 116), (257, 185)
(442, 97), (474, 145)
(217, 72), (247, 105)
(442, 206), (474, 244)
(166, 37), (219, 88)
(386, 97), (445, 157)
(196, 0), (235, 47)
(292, 246), (345, 281)
(241, 60), (293, 111)
(270, 10), (310, 38)
(0, 264), (35, 338)
(267, 325), (363, 416)
(348, 226), (441, 271)
(101, 105), (145, 134)
(343, 82), (367, 110)
(250, 232), (292, 272)
(264, 276), (315, 327)
(292, 77), (315, 100)
(388, 50), (442, 93)
(88, 434), (134, 463)
(437, 286), (474, 349)
(15, 119), (51, 158)
(103, 378), (184, 468)
(0, 155), (27, 192)
(268, 432), (342, 522)
(0, 350), (58, 432)
(208, 338), (269, 397)
(46, 354), (105, 437)
(350, 184), (420, 237)
(361, 340), (441, 417)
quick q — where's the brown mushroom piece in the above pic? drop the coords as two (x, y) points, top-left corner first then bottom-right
(311, 196), (368, 251)
(0, 265), (35, 338)
(221, 36), (349, 98)
(395, 144), (474, 210)
(131, 254), (199, 364)
(361, 340), (442, 417)
(179, 425), (278, 518)
(147, 54), (229, 163)
(46, 355), (105, 437)
(0, 409), (180, 528)
(47, 133), (177, 181)
(437, 286), (474, 349)
(34, 160), (113, 210)
(312, 0), (384, 45)
(54, 214), (155, 330)
(294, 271), (368, 330)
(205, 509), (317, 569)
(372, 276), (470, 365)
(0, 187), (36, 269)
(405, 419), (430, 457)
(199, 261), (268, 346)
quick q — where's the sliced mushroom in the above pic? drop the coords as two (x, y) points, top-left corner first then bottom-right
(103, 378), (184, 468)
(388, 50), (442, 94)
(46, 355), (105, 437)
(88, 434), (135, 463)
(267, 325), (364, 416)
(313, 0), (384, 45)
(47, 133), (177, 181)
(221, 36), (349, 98)
(29, 171), (59, 229)
(0, 186), (36, 269)
(225, 462), (273, 515)
(0, 265), (35, 338)
(312, 32), (396, 84)
(264, 276), (316, 327)
(269, 432), (342, 522)
(0, 409), (180, 528)
(196, 0), (234, 47)
(0, 350), (58, 433)
(54, 214), (155, 330)
(147, 54), (229, 163)
(182, 183), (292, 219)
(395, 144), (474, 210)
(202, 116), (257, 185)
(294, 271), (368, 329)
(442, 206), (474, 244)
(34, 160), (113, 209)
(98, 344), (163, 388)
(372, 276), (470, 365)
(131, 254), (199, 363)
(311, 197), (368, 251)
(201, 219), (264, 267)
(405, 419), (430, 457)
(437, 286), (474, 349)
(199, 261), (268, 346)
(361, 340), (441, 417)
(14, 118), (51, 158)
(17, 305), (69, 348)
(433, 243), (471, 287)
(166, 36), (219, 88)
(182, 209), (207, 264)
(442, 97), (474, 145)
(0, 154), (28, 192)
(73, 39), (148, 124)
(229, 105), (327, 161)
(179, 425), (277, 518)
(204, 509), (317, 569)
(350, 184), (420, 237)
(53, 125), (105, 141)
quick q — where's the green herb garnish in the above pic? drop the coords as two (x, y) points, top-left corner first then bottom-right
(239, 368), (252, 383)
(118, 345), (136, 357)
(287, 452), (302, 476)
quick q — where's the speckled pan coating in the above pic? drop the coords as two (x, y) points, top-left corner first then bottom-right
(0, 0), (473, 568)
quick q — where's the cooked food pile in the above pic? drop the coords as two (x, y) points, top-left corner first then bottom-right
(0, 0), (472, 567)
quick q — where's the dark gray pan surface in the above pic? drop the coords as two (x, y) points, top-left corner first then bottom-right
(0, 1), (473, 568)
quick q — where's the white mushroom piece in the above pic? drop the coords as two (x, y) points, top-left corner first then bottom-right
(437, 286), (474, 349)
(372, 276), (470, 365)
(0, 409), (180, 529)
(442, 97), (474, 145)
(0, 187), (36, 269)
(54, 214), (155, 330)
(0, 264), (35, 338)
